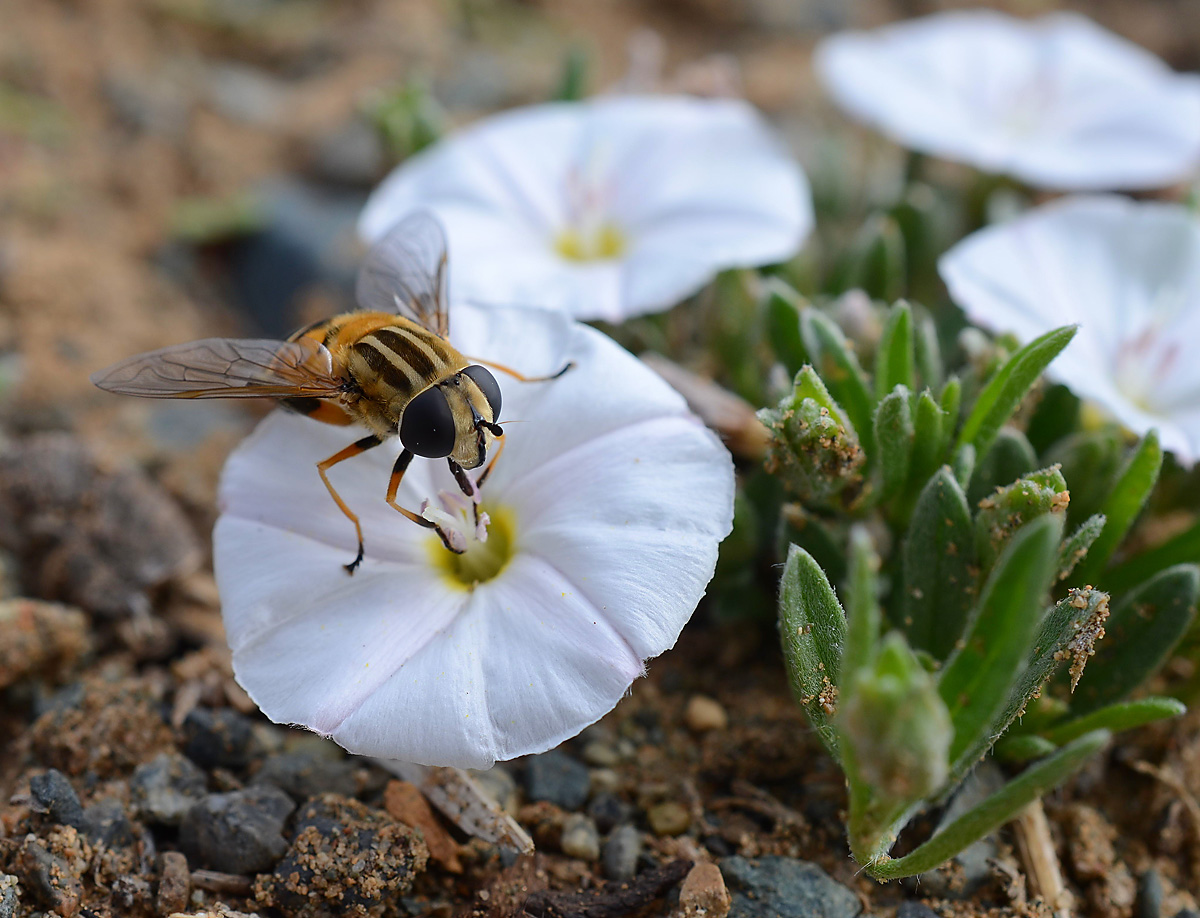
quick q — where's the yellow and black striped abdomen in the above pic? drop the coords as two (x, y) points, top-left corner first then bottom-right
(348, 321), (466, 406)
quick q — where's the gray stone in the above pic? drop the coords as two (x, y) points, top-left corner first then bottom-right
(82, 798), (136, 848)
(1139, 869), (1163, 918)
(0, 874), (17, 918)
(560, 813), (601, 861)
(29, 769), (84, 828)
(897, 904), (940, 918)
(720, 856), (861, 918)
(252, 751), (358, 801)
(183, 707), (258, 770)
(180, 784), (295, 874)
(131, 752), (208, 825)
(525, 750), (590, 810)
(588, 792), (633, 833)
(16, 836), (81, 916)
(602, 824), (642, 881)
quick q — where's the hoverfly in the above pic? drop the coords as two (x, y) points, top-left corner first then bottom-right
(91, 212), (571, 573)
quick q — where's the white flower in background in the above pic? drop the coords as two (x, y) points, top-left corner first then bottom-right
(939, 195), (1200, 466)
(214, 302), (735, 769)
(815, 10), (1200, 191)
(358, 95), (812, 322)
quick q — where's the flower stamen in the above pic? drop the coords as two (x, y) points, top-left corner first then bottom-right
(430, 504), (515, 589)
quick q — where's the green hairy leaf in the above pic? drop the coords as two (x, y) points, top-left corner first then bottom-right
(987, 586), (1110, 759)
(956, 325), (1077, 461)
(1072, 431), (1163, 589)
(875, 386), (914, 502)
(779, 545), (848, 758)
(1043, 697), (1185, 746)
(1072, 564), (1199, 716)
(875, 302), (915, 401)
(763, 278), (810, 376)
(908, 389), (948, 494)
(899, 468), (976, 660)
(939, 514), (1063, 770)
(800, 310), (876, 459)
(974, 465), (1070, 573)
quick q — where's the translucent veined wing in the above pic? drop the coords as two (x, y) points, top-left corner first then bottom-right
(356, 210), (450, 337)
(90, 337), (345, 399)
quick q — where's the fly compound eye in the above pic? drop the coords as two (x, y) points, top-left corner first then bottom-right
(399, 385), (456, 458)
(462, 365), (502, 419)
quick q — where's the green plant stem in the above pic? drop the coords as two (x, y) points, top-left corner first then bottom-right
(864, 731), (1110, 879)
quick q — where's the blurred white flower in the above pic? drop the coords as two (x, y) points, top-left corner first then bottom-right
(815, 10), (1200, 191)
(939, 195), (1200, 465)
(214, 302), (735, 769)
(359, 95), (812, 322)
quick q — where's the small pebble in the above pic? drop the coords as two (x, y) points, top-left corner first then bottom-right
(603, 824), (642, 881)
(29, 769), (84, 828)
(525, 750), (590, 810)
(588, 792), (633, 833)
(0, 874), (18, 918)
(720, 856), (862, 918)
(156, 851), (191, 915)
(582, 740), (621, 767)
(131, 752), (208, 826)
(252, 751), (358, 801)
(589, 768), (621, 795)
(648, 801), (692, 836)
(1138, 868), (1163, 918)
(897, 904), (940, 918)
(180, 784), (295, 874)
(183, 707), (257, 770)
(16, 836), (82, 917)
(679, 862), (732, 918)
(560, 813), (601, 861)
(384, 780), (462, 873)
(81, 797), (136, 848)
(255, 794), (429, 918)
(684, 695), (728, 732)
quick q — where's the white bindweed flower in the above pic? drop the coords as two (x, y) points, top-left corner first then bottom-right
(815, 11), (1200, 191)
(213, 302), (735, 769)
(358, 95), (813, 321)
(939, 195), (1200, 466)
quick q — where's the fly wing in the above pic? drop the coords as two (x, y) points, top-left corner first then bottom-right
(356, 210), (450, 337)
(90, 337), (345, 399)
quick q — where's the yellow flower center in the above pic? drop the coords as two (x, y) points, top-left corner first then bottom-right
(554, 223), (627, 261)
(430, 506), (516, 589)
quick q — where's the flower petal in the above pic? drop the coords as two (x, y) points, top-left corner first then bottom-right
(816, 11), (1200, 190)
(359, 95), (812, 319)
(939, 194), (1200, 466)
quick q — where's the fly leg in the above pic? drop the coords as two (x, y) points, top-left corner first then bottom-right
(447, 458), (482, 530)
(317, 434), (382, 574)
(463, 356), (575, 383)
(475, 430), (506, 488)
(386, 449), (464, 554)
